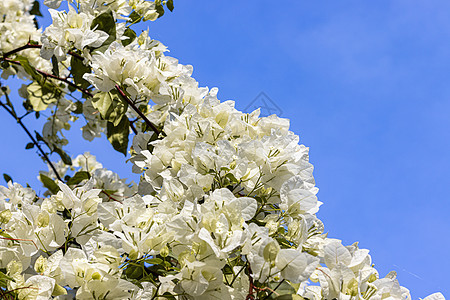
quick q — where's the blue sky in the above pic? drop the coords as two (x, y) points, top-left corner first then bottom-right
(1, 1), (449, 298)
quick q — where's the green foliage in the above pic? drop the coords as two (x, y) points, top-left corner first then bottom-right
(29, 0), (42, 16)
(107, 116), (130, 155)
(166, 0), (175, 12)
(51, 55), (59, 77)
(128, 11), (142, 24)
(66, 171), (91, 186)
(54, 147), (72, 165)
(1, 61), (10, 69)
(266, 281), (298, 299)
(92, 90), (128, 126)
(122, 28), (137, 47)
(39, 174), (60, 194)
(2, 173), (12, 184)
(0, 270), (15, 289)
(90, 11), (116, 53)
(155, 0), (165, 18)
(70, 56), (91, 90)
(26, 81), (59, 111)
(15, 56), (42, 83)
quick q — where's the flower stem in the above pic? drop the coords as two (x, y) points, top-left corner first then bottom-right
(115, 84), (160, 135)
(0, 98), (62, 181)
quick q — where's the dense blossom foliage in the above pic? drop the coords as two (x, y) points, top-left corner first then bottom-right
(0, 0), (445, 299)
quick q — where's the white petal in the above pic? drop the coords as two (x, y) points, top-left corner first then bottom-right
(276, 249), (319, 283)
(324, 240), (352, 270)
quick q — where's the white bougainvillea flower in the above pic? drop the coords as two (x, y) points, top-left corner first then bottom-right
(41, 7), (109, 61)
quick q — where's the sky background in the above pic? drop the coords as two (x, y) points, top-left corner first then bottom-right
(0, 0), (449, 298)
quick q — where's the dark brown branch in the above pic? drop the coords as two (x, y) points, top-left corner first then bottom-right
(38, 68), (93, 97)
(68, 50), (83, 60)
(130, 121), (138, 134)
(246, 263), (255, 300)
(0, 99), (63, 182)
(2, 58), (92, 97)
(262, 279), (285, 299)
(101, 190), (123, 203)
(115, 84), (160, 135)
(1, 43), (41, 58)
(2, 42), (83, 61)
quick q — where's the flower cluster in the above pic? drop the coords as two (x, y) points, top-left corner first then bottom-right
(0, 0), (51, 78)
(0, 0), (446, 299)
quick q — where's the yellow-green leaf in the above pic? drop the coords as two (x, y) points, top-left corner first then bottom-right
(107, 117), (129, 155)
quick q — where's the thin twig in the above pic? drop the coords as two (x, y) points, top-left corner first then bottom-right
(246, 263), (255, 300)
(101, 190), (123, 203)
(2, 58), (93, 97)
(130, 121), (138, 134)
(0, 100), (62, 181)
(1, 43), (41, 58)
(230, 261), (248, 286)
(2, 42), (83, 61)
(263, 279), (285, 299)
(115, 84), (160, 135)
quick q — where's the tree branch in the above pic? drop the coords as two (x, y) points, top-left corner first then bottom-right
(115, 84), (160, 135)
(2, 42), (83, 61)
(2, 58), (93, 97)
(1, 43), (41, 58)
(246, 263), (255, 300)
(3, 44), (157, 137)
(130, 121), (138, 134)
(263, 279), (285, 299)
(0, 99), (63, 182)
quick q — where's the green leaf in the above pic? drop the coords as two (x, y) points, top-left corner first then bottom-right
(30, 0), (43, 16)
(161, 292), (176, 299)
(34, 131), (44, 142)
(54, 147), (72, 165)
(107, 117), (129, 156)
(51, 55), (60, 77)
(122, 28), (137, 46)
(3, 173), (12, 184)
(91, 10), (116, 53)
(167, 0), (174, 12)
(26, 81), (59, 111)
(272, 295), (304, 300)
(68, 84), (76, 93)
(123, 264), (143, 280)
(66, 171), (91, 186)
(266, 281), (298, 299)
(23, 99), (33, 112)
(73, 101), (83, 114)
(0, 230), (14, 241)
(4, 95), (16, 118)
(70, 56), (91, 89)
(92, 91), (128, 126)
(52, 284), (67, 297)
(128, 11), (142, 24)
(15, 56), (42, 83)
(0, 270), (15, 288)
(222, 264), (233, 275)
(225, 172), (238, 184)
(155, 1), (165, 18)
(144, 258), (163, 265)
(40, 174), (60, 194)
(25, 142), (35, 149)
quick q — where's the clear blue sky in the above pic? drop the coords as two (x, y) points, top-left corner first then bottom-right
(0, 1), (449, 298)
